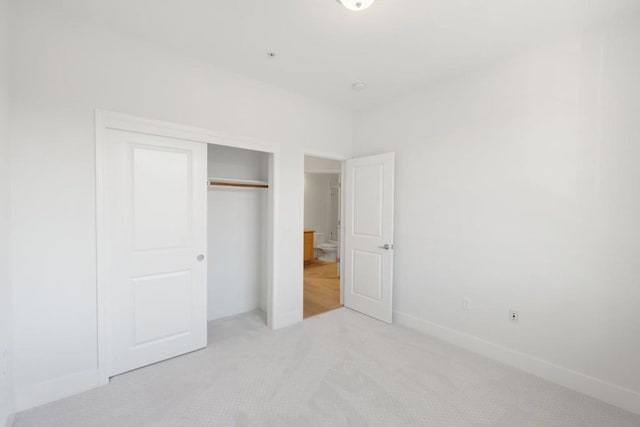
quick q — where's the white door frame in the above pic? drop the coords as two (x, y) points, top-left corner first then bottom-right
(95, 110), (280, 385)
(303, 150), (347, 305)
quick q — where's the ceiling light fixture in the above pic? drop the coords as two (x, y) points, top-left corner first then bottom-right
(337, 0), (376, 12)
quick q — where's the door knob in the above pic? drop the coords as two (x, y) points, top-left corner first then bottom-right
(197, 254), (205, 261)
(378, 244), (392, 250)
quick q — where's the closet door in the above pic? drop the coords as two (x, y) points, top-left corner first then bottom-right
(105, 128), (207, 377)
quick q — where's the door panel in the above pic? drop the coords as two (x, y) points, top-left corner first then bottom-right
(132, 146), (192, 250)
(105, 128), (207, 376)
(353, 163), (383, 237)
(132, 270), (192, 345)
(344, 153), (395, 323)
(352, 249), (382, 300)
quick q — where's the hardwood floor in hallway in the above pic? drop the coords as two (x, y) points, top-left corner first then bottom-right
(303, 260), (342, 318)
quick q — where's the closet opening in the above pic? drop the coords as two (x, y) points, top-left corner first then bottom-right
(206, 144), (270, 324)
(303, 155), (344, 319)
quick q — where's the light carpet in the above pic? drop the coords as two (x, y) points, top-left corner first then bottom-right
(14, 309), (640, 426)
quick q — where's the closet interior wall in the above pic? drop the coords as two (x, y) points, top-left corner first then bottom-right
(207, 144), (269, 321)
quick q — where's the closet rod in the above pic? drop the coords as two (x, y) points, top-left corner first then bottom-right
(209, 180), (269, 189)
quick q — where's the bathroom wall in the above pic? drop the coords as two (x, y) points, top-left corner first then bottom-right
(207, 145), (268, 320)
(304, 173), (339, 241)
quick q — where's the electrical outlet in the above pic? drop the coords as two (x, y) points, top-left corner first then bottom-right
(462, 297), (471, 311)
(509, 310), (519, 323)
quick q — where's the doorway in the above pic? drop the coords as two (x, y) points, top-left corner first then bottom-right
(303, 155), (343, 318)
(302, 151), (396, 323)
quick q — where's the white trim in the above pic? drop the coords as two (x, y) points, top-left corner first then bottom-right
(273, 310), (303, 330)
(340, 160), (346, 305)
(96, 110), (276, 154)
(95, 110), (280, 384)
(15, 369), (99, 412)
(394, 310), (640, 415)
(304, 150), (347, 162)
(94, 110), (109, 385)
(266, 152), (278, 329)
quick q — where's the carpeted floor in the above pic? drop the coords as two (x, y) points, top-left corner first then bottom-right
(303, 260), (341, 318)
(13, 309), (640, 427)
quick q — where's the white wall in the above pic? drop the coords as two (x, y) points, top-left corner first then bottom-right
(207, 145), (268, 320)
(353, 14), (640, 412)
(9, 1), (352, 411)
(208, 144), (268, 182)
(0, 0), (14, 423)
(304, 173), (339, 240)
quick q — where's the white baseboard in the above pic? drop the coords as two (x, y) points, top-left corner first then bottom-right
(394, 310), (640, 415)
(272, 310), (302, 330)
(15, 369), (100, 412)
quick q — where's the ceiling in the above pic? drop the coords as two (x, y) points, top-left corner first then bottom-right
(27, 0), (640, 110)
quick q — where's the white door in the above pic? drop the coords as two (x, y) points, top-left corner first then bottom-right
(344, 153), (395, 323)
(105, 128), (208, 376)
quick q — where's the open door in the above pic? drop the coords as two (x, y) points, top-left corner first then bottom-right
(104, 128), (208, 376)
(344, 152), (395, 323)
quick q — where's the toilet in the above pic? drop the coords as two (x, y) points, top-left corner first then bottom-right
(314, 232), (338, 262)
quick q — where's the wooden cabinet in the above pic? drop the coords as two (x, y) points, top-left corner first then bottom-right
(304, 230), (315, 265)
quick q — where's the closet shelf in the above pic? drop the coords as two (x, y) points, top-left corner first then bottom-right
(208, 177), (269, 189)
